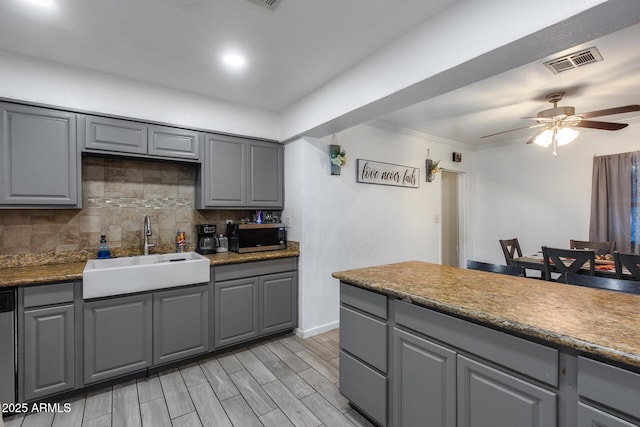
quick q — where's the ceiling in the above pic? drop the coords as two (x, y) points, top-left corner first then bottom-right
(1, 0), (639, 146)
(0, 0), (457, 112)
(375, 21), (640, 147)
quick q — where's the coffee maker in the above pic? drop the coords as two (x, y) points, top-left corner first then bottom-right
(195, 224), (218, 254)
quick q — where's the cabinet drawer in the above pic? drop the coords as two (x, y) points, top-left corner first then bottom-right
(340, 306), (387, 373)
(214, 257), (297, 282)
(24, 282), (74, 308)
(395, 299), (558, 387)
(340, 282), (387, 319)
(340, 350), (386, 426)
(578, 356), (640, 420)
(578, 402), (639, 427)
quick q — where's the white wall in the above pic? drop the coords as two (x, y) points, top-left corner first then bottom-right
(285, 122), (472, 336)
(470, 120), (640, 264)
(0, 51), (279, 140)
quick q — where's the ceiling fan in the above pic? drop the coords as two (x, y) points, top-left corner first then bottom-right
(481, 92), (640, 156)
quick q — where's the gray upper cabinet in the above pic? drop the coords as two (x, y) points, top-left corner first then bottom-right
(0, 102), (80, 207)
(153, 284), (209, 365)
(248, 140), (283, 207)
(199, 134), (247, 207)
(148, 125), (200, 160)
(83, 115), (200, 161)
(84, 116), (147, 155)
(198, 134), (283, 209)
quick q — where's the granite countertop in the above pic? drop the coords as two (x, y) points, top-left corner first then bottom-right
(0, 241), (299, 288)
(332, 260), (640, 369)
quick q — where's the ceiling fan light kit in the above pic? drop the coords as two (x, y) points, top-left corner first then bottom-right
(480, 91), (640, 157)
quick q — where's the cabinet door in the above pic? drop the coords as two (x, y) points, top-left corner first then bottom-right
(259, 272), (297, 335)
(457, 355), (556, 427)
(393, 328), (456, 427)
(85, 116), (147, 155)
(0, 103), (79, 206)
(247, 140), (283, 208)
(148, 125), (200, 161)
(214, 278), (259, 348)
(201, 134), (246, 207)
(23, 304), (75, 400)
(153, 285), (209, 365)
(84, 294), (152, 384)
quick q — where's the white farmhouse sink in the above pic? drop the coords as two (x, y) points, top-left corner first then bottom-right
(83, 252), (210, 299)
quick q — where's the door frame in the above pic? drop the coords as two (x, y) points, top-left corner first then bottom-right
(440, 169), (467, 268)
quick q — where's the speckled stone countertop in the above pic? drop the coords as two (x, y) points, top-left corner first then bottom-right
(332, 260), (640, 370)
(0, 241), (299, 288)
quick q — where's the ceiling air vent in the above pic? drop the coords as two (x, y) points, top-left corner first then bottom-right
(543, 47), (603, 74)
(248, 0), (281, 10)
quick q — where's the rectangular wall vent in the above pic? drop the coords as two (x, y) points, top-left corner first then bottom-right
(248, 0), (281, 10)
(544, 47), (603, 74)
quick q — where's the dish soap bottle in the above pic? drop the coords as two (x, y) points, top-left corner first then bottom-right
(97, 235), (111, 259)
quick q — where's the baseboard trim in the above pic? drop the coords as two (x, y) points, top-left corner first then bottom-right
(294, 320), (339, 338)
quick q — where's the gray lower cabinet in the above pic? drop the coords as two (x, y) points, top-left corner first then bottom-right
(392, 328), (456, 427)
(214, 258), (298, 349)
(197, 134), (283, 209)
(83, 115), (200, 161)
(22, 304), (75, 400)
(19, 282), (78, 402)
(0, 102), (80, 207)
(457, 355), (557, 427)
(84, 294), (153, 384)
(214, 277), (260, 348)
(260, 272), (297, 335)
(577, 356), (640, 425)
(153, 285), (209, 365)
(339, 283), (388, 426)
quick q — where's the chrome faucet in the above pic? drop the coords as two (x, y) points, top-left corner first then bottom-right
(143, 215), (155, 255)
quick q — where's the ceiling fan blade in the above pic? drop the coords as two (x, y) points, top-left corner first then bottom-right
(579, 105), (640, 119)
(526, 128), (547, 144)
(573, 120), (628, 130)
(480, 123), (546, 138)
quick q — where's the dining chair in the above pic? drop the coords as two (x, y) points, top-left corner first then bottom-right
(569, 239), (616, 255)
(565, 273), (640, 296)
(466, 260), (521, 276)
(542, 246), (595, 283)
(613, 251), (640, 280)
(499, 238), (522, 265)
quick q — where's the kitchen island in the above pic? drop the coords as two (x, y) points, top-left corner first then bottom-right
(333, 261), (640, 427)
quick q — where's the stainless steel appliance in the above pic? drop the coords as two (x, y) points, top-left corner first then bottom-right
(227, 223), (286, 253)
(0, 289), (15, 405)
(195, 224), (218, 255)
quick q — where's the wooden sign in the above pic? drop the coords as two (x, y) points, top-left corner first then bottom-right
(356, 159), (420, 188)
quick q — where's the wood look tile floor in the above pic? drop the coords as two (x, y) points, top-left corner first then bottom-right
(4, 329), (374, 427)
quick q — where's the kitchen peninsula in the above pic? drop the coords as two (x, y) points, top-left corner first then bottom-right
(333, 261), (640, 427)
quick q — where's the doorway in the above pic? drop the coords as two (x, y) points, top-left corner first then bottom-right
(441, 170), (464, 266)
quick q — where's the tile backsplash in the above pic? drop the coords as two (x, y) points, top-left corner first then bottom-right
(0, 156), (255, 258)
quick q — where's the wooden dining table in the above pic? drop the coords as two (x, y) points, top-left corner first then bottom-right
(511, 252), (624, 280)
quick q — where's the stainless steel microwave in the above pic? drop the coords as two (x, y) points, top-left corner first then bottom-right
(226, 223), (286, 253)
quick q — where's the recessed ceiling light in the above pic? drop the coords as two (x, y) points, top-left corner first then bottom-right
(222, 53), (246, 68)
